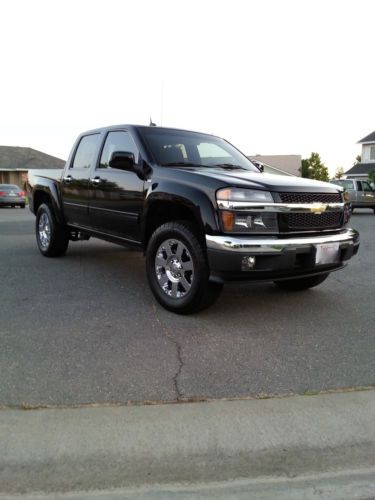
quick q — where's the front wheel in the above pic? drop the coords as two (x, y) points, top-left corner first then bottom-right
(274, 273), (329, 291)
(36, 203), (69, 257)
(146, 222), (222, 314)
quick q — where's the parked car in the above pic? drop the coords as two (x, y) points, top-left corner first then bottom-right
(330, 179), (375, 213)
(0, 184), (26, 208)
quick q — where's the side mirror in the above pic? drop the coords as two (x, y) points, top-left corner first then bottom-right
(109, 151), (135, 171)
(252, 160), (264, 172)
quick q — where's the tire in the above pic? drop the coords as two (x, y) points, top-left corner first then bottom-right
(36, 203), (69, 257)
(20, 204), (25, 209)
(274, 273), (329, 291)
(146, 221), (222, 314)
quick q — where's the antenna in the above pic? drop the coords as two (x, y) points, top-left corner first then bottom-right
(160, 80), (164, 126)
(149, 117), (157, 127)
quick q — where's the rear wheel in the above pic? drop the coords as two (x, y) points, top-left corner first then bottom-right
(146, 222), (222, 314)
(274, 273), (329, 291)
(36, 203), (69, 257)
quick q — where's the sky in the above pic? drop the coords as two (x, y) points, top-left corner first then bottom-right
(1, 0), (374, 175)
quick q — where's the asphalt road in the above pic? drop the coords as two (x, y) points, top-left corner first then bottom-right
(0, 208), (374, 406)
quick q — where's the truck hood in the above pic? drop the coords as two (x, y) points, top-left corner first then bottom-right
(180, 167), (341, 193)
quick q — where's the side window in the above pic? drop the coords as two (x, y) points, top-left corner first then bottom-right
(99, 131), (139, 169)
(71, 134), (100, 169)
(356, 181), (362, 191)
(362, 182), (372, 192)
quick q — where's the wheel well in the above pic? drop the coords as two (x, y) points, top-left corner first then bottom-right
(33, 190), (52, 213)
(144, 201), (204, 249)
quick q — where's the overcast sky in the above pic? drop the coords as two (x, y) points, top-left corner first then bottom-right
(1, 0), (374, 174)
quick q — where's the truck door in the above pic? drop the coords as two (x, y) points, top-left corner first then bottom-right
(358, 180), (375, 207)
(88, 130), (145, 243)
(61, 133), (101, 227)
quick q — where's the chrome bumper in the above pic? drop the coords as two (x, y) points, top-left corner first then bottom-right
(205, 228), (360, 254)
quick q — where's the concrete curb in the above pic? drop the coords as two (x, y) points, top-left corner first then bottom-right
(1, 390), (375, 497)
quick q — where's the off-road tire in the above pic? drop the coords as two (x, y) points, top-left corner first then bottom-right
(274, 272), (329, 291)
(36, 203), (69, 257)
(146, 221), (222, 314)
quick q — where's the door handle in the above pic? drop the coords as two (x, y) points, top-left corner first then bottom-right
(63, 175), (73, 184)
(90, 177), (101, 186)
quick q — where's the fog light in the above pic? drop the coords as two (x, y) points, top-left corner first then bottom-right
(241, 256), (256, 271)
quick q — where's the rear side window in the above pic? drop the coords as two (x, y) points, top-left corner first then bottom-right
(71, 134), (100, 169)
(362, 182), (372, 192)
(0, 184), (20, 190)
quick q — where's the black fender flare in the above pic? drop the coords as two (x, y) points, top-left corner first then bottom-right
(141, 180), (219, 243)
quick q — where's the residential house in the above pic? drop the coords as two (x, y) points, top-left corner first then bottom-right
(344, 131), (375, 181)
(0, 146), (65, 188)
(248, 155), (301, 176)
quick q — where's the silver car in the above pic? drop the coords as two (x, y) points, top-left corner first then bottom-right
(0, 184), (26, 208)
(331, 179), (375, 214)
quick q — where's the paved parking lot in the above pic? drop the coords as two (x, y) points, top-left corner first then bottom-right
(0, 208), (374, 407)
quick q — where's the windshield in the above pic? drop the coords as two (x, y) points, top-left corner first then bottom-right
(331, 180), (354, 190)
(138, 127), (259, 172)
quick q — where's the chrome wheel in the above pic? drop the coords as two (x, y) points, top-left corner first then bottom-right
(38, 212), (51, 248)
(155, 239), (194, 298)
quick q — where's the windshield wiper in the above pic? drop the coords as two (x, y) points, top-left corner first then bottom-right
(161, 162), (206, 167)
(213, 163), (247, 170)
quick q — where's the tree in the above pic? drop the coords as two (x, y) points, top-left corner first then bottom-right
(300, 158), (311, 178)
(368, 169), (375, 186)
(334, 166), (345, 180)
(300, 153), (329, 181)
(354, 155), (361, 165)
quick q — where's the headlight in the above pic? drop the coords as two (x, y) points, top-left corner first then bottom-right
(216, 188), (278, 234)
(217, 188), (274, 203)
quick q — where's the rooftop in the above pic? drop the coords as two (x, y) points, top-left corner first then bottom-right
(357, 131), (375, 143)
(0, 146), (65, 170)
(345, 163), (375, 176)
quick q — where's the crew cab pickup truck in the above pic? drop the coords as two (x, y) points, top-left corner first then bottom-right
(27, 125), (359, 313)
(331, 178), (375, 213)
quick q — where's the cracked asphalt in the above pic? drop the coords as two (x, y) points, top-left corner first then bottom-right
(0, 208), (374, 406)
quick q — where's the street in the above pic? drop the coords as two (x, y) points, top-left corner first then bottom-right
(0, 208), (374, 407)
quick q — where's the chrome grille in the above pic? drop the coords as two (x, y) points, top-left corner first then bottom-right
(279, 192), (342, 204)
(278, 192), (344, 231)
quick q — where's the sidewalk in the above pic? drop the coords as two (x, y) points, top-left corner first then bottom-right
(1, 390), (375, 499)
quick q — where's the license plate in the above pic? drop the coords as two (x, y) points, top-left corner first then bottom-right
(315, 243), (340, 265)
(8, 193), (16, 197)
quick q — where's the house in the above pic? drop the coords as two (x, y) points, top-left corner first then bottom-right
(0, 146), (65, 188)
(248, 155), (301, 176)
(344, 131), (375, 180)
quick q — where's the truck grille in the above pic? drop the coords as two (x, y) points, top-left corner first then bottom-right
(278, 192), (343, 231)
(279, 192), (342, 204)
(287, 212), (343, 230)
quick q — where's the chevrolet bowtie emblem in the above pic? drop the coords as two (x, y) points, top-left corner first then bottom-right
(310, 203), (327, 214)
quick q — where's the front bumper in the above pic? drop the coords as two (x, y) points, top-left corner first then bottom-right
(206, 228), (360, 282)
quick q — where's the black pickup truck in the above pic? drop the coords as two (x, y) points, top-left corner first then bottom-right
(27, 125), (359, 313)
